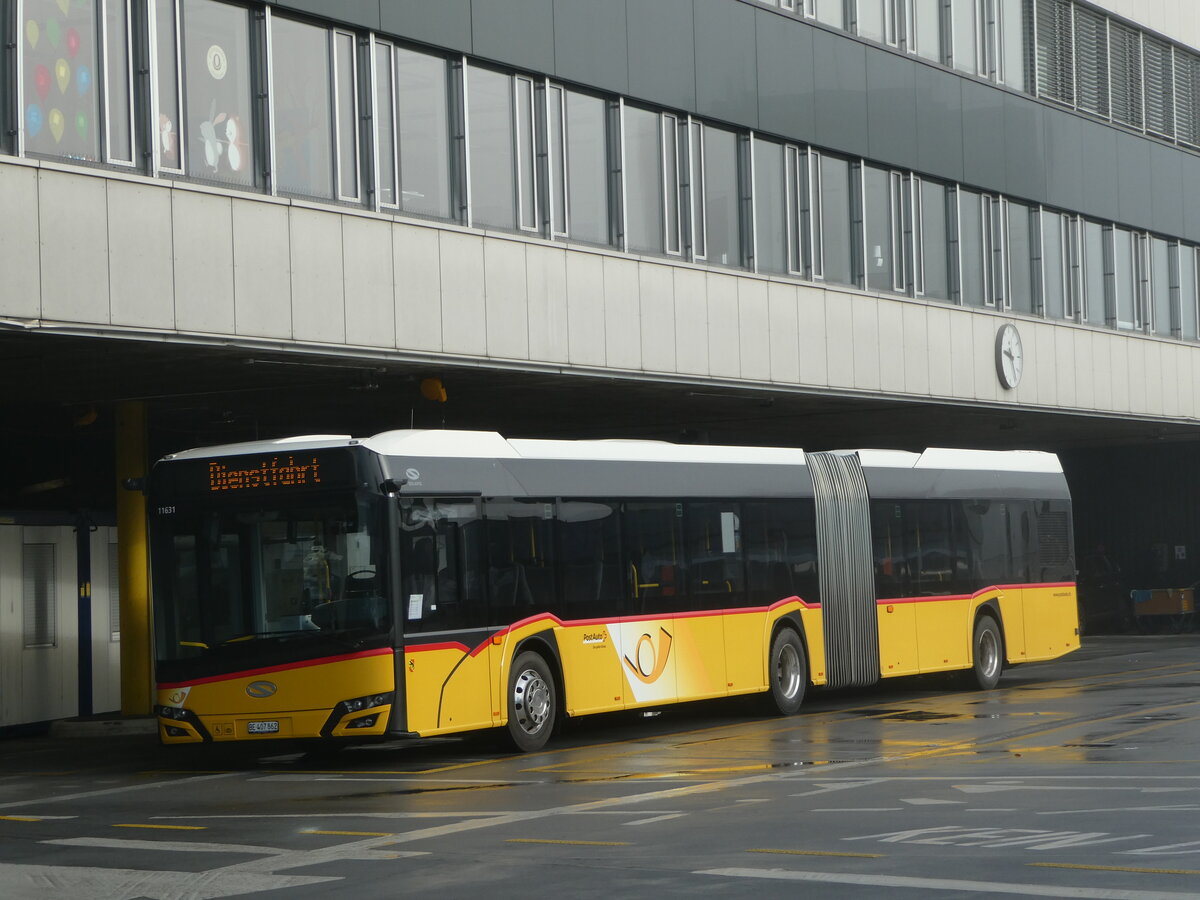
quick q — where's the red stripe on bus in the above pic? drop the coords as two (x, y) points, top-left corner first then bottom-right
(876, 582), (1076, 605)
(405, 641), (471, 655)
(157, 647), (394, 690)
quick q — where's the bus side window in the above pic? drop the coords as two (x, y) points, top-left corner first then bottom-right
(555, 501), (621, 621)
(400, 498), (486, 634)
(871, 501), (907, 599)
(743, 499), (819, 606)
(623, 502), (682, 615)
(683, 503), (744, 611)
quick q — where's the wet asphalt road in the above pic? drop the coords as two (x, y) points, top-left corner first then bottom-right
(2, 634), (1200, 899)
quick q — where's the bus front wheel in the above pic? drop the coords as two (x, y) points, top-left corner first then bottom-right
(767, 628), (807, 716)
(968, 616), (1003, 690)
(506, 651), (557, 752)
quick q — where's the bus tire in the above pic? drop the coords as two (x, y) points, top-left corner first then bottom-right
(968, 616), (1003, 690)
(506, 651), (557, 752)
(767, 627), (807, 716)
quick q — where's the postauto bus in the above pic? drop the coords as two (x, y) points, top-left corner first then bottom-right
(149, 430), (1079, 751)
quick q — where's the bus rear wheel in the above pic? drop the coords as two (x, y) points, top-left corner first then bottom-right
(968, 616), (1003, 690)
(506, 651), (556, 752)
(767, 628), (807, 716)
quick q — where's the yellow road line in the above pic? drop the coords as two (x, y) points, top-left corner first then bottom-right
(750, 848), (882, 859)
(507, 838), (630, 846)
(0, 816), (42, 822)
(113, 823), (207, 831)
(302, 828), (394, 836)
(1030, 862), (1200, 876)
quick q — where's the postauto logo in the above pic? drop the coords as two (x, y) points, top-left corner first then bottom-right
(246, 680), (278, 699)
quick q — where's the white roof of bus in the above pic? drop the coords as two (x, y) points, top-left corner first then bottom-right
(164, 429), (1061, 474)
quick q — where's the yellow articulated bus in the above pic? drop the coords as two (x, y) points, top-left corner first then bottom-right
(149, 430), (1079, 751)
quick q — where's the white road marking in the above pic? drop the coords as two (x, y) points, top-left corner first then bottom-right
(696, 866), (1200, 898)
(0, 863), (336, 899)
(623, 813), (687, 826)
(902, 798), (965, 805)
(44, 837), (292, 855)
(0, 773), (241, 810)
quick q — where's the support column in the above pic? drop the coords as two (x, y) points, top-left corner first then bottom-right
(116, 401), (152, 716)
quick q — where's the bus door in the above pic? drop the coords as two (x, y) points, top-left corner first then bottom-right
(398, 498), (494, 735)
(619, 502), (682, 708)
(807, 452), (879, 688)
(553, 500), (626, 715)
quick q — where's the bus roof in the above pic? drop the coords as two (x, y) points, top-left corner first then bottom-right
(162, 429), (1063, 475)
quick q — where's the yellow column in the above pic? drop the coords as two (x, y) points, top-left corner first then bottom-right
(116, 401), (152, 715)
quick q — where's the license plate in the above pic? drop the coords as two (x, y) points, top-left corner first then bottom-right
(246, 720), (279, 734)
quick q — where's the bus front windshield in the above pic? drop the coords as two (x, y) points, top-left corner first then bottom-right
(153, 494), (391, 680)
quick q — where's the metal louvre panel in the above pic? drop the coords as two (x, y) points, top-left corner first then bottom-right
(1035, 0), (1074, 106)
(1176, 51), (1200, 147)
(23, 543), (56, 649)
(1109, 20), (1144, 129)
(108, 541), (121, 639)
(1143, 36), (1175, 139)
(807, 452), (878, 689)
(1072, 6), (1108, 117)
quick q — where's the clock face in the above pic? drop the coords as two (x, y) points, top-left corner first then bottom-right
(996, 324), (1023, 389)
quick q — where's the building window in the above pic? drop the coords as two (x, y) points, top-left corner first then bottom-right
(1143, 37), (1175, 140)
(390, 47), (456, 220)
(1040, 209), (1067, 319)
(22, 0), (101, 162)
(333, 31), (360, 202)
(562, 89), (613, 246)
(917, 177), (951, 300)
(151, 0), (184, 173)
(623, 104), (685, 257)
(909, 0), (945, 63)
(1108, 21), (1143, 129)
(754, 136), (787, 274)
(1035, 0), (1074, 106)
(269, 16), (335, 200)
(700, 123), (743, 267)
(466, 64), (517, 231)
(1080, 218), (1106, 325)
(1006, 199), (1035, 314)
(817, 153), (856, 287)
(862, 164), (898, 292)
(1175, 51), (1200, 148)
(180, 0), (256, 188)
(1112, 226), (1137, 330)
(1178, 245), (1199, 341)
(23, 543), (56, 649)
(1073, 5), (1109, 118)
(1150, 236), (1172, 337)
(102, 0), (135, 165)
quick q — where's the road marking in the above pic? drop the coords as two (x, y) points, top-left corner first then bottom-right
(749, 848), (882, 859)
(697, 866), (1200, 897)
(0, 772), (240, 810)
(507, 838), (630, 846)
(623, 813), (686, 826)
(302, 829), (393, 837)
(114, 823), (207, 831)
(1031, 863), (1200, 876)
(45, 837), (290, 855)
(0, 863), (336, 898)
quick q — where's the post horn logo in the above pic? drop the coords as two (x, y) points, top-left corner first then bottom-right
(623, 627), (673, 684)
(246, 680), (277, 699)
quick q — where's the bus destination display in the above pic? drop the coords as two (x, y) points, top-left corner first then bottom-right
(208, 455), (325, 493)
